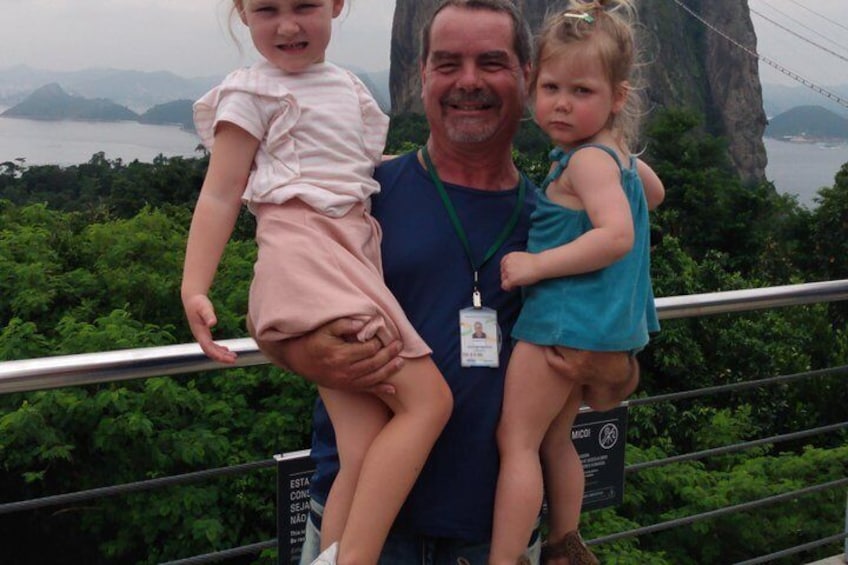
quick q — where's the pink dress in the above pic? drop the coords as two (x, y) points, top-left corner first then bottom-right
(194, 61), (430, 358)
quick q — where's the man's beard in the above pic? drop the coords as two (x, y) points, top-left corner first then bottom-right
(442, 90), (501, 144)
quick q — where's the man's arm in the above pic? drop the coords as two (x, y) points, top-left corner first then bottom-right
(251, 317), (404, 394)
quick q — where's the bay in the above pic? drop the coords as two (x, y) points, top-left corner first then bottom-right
(0, 114), (200, 167)
(1, 114), (846, 210)
(763, 137), (848, 208)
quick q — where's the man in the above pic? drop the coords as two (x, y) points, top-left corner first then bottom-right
(258, 1), (561, 562)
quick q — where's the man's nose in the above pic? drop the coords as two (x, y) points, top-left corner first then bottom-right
(455, 62), (483, 89)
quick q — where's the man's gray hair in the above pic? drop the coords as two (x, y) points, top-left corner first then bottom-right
(420, 0), (533, 66)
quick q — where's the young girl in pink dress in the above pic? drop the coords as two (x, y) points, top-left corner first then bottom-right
(181, 2), (452, 564)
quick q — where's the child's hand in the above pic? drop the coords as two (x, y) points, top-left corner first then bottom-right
(500, 251), (539, 291)
(183, 294), (238, 364)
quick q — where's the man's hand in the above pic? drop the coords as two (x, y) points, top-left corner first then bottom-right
(183, 294), (237, 364)
(254, 318), (404, 395)
(500, 251), (540, 291)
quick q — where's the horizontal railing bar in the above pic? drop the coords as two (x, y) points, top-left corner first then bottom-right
(654, 279), (848, 320)
(627, 365), (848, 407)
(0, 459), (275, 516)
(1, 280), (847, 395)
(160, 539), (277, 565)
(732, 531), (848, 565)
(5, 421), (842, 517)
(626, 421), (848, 472)
(0, 338), (266, 394)
(587, 478), (848, 546)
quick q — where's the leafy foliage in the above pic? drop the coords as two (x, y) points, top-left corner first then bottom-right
(0, 108), (846, 563)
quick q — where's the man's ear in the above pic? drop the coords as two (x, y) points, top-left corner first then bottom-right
(420, 61), (427, 100)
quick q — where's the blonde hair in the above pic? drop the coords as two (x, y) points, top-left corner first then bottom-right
(531, 0), (644, 151)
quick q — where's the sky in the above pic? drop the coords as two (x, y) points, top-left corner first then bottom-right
(0, 0), (846, 91)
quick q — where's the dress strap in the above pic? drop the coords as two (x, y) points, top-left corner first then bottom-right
(540, 143), (627, 191)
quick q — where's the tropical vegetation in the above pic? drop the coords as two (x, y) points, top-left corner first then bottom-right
(0, 108), (846, 564)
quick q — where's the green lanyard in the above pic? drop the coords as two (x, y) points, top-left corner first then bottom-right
(421, 145), (526, 309)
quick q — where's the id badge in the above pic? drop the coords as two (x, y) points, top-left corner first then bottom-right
(459, 307), (500, 367)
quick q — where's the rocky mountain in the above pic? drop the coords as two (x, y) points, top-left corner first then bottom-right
(390, 0), (768, 183)
(765, 105), (848, 141)
(2, 83), (138, 122)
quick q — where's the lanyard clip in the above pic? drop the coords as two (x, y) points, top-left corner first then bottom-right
(473, 289), (482, 309)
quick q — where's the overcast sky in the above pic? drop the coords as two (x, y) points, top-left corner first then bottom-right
(0, 0), (845, 92)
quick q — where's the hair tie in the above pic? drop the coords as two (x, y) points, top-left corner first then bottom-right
(563, 12), (594, 24)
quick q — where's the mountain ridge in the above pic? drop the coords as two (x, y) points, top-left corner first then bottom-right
(0, 65), (390, 114)
(1, 83), (195, 130)
(765, 105), (848, 141)
(2, 83), (138, 122)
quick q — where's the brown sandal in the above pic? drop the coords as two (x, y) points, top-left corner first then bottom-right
(540, 530), (599, 565)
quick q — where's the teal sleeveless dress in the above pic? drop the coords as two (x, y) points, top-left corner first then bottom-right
(511, 144), (659, 351)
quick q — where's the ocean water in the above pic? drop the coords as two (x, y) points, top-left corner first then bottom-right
(0, 114), (201, 167)
(1, 115), (846, 208)
(763, 137), (848, 208)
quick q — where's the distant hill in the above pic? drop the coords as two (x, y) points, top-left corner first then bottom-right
(762, 82), (848, 119)
(1, 84), (197, 130)
(764, 105), (848, 141)
(0, 65), (218, 113)
(0, 65), (392, 131)
(139, 100), (195, 130)
(0, 65), (390, 114)
(1, 83), (138, 122)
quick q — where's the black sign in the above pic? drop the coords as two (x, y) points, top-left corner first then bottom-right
(275, 406), (627, 563)
(570, 405), (628, 511)
(275, 449), (314, 565)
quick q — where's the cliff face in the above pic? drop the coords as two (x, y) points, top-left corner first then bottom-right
(390, 0), (767, 183)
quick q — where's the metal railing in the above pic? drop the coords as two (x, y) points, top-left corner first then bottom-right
(1, 279), (848, 564)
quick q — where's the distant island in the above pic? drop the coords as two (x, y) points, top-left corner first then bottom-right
(765, 105), (848, 143)
(1, 83), (195, 131)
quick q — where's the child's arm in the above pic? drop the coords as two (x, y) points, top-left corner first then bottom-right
(182, 122), (259, 363)
(501, 148), (634, 291)
(636, 158), (665, 210)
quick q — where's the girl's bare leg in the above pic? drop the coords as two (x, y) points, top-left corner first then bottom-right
(489, 341), (578, 565)
(318, 386), (391, 550)
(337, 356), (452, 565)
(540, 390), (585, 562)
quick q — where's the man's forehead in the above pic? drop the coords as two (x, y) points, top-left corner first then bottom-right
(430, 6), (513, 41)
(429, 49), (514, 62)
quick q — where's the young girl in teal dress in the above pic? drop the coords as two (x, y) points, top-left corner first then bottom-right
(489, 1), (665, 563)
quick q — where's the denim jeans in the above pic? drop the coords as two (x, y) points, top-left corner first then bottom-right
(298, 498), (542, 565)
